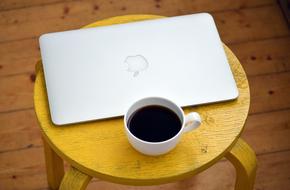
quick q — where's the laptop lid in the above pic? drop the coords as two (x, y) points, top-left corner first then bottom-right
(39, 13), (238, 125)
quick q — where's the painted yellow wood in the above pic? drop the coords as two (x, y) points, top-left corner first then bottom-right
(226, 139), (257, 190)
(42, 137), (64, 190)
(34, 15), (251, 185)
(59, 167), (92, 190)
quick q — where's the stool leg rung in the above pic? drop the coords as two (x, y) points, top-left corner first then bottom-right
(225, 138), (257, 190)
(59, 166), (92, 190)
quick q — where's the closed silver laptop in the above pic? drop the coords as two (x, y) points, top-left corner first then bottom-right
(39, 13), (238, 125)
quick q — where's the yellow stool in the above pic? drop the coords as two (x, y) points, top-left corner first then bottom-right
(34, 15), (257, 190)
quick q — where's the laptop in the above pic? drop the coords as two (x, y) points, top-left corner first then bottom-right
(39, 13), (238, 125)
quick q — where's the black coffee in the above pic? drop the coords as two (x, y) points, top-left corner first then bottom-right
(128, 105), (182, 142)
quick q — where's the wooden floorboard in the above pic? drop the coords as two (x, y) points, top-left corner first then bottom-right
(0, 2), (288, 43)
(228, 37), (290, 76)
(0, 0), (275, 12)
(0, 0), (289, 189)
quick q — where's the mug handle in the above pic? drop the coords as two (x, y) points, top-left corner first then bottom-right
(183, 112), (202, 133)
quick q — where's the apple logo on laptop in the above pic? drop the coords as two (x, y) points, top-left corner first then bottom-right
(125, 55), (149, 77)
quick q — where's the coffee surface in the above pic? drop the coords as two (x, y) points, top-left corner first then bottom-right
(128, 105), (182, 142)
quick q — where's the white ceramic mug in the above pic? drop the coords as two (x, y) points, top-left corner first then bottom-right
(124, 97), (202, 156)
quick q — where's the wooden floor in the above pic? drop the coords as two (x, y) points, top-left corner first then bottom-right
(0, 0), (289, 189)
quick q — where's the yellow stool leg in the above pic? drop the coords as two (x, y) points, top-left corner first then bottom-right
(59, 167), (92, 190)
(43, 137), (65, 190)
(225, 138), (257, 190)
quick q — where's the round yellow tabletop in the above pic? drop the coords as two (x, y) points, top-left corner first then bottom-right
(34, 15), (250, 185)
